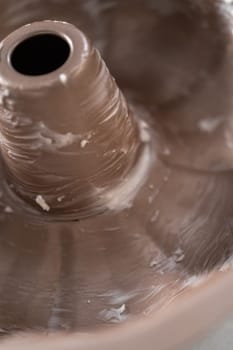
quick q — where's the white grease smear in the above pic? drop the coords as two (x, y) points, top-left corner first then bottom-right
(38, 122), (81, 150)
(139, 120), (151, 143)
(99, 304), (126, 323)
(182, 274), (207, 288)
(150, 209), (160, 223)
(149, 259), (159, 268)
(198, 117), (222, 133)
(57, 195), (65, 203)
(0, 88), (9, 106)
(148, 188), (160, 204)
(80, 139), (89, 148)
(97, 145), (152, 211)
(219, 256), (233, 272)
(173, 248), (185, 263)
(96, 120), (153, 211)
(4, 206), (13, 214)
(99, 289), (141, 305)
(35, 195), (50, 212)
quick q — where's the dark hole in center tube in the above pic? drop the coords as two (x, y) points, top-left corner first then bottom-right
(10, 33), (70, 76)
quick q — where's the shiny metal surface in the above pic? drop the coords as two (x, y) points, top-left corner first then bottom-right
(0, 2), (232, 350)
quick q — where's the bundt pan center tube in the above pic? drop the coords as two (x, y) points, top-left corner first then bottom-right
(0, 1), (233, 350)
(0, 21), (147, 221)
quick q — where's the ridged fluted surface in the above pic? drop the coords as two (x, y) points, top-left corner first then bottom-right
(0, 0), (232, 342)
